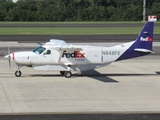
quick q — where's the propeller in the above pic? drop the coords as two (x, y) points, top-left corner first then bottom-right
(4, 47), (11, 69)
(8, 47), (11, 69)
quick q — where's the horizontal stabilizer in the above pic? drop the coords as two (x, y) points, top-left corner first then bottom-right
(134, 48), (154, 53)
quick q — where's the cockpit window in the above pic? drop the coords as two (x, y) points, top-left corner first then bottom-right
(32, 46), (46, 54)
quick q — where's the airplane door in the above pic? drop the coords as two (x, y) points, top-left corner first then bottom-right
(87, 47), (102, 63)
(39, 50), (52, 64)
(51, 49), (60, 63)
(31, 50), (52, 64)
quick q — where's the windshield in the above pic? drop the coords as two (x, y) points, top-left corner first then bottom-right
(32, 46), (46, 54)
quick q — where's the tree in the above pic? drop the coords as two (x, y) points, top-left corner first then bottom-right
(0, 0), (159, 21)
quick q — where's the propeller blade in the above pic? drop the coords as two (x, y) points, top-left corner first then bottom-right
(8, 47), (10, 55)
(4, 47), (11, 70)
(9, 58), (11, 69)
(4, 47), (11, 59)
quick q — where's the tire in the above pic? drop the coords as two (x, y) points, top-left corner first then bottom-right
(15, 71), (22, 77)
(60, 71), (65, 76)
(64, 71), (72, 78)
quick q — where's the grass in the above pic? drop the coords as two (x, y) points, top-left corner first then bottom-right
(0, 27), (160, 35)
(0, 22), (159, 35)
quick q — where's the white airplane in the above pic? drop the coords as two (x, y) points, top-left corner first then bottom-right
(4, 21), (154, 78)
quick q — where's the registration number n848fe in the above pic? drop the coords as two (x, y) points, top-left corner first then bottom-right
(102, 51), (121, 55)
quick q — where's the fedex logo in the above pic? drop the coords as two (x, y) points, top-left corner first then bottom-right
(140, 37), (152, 42)
(62, 51), (85, 58)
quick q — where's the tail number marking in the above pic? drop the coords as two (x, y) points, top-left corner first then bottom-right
(102, 51), (121, 55)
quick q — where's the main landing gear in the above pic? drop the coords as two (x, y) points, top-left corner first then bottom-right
(60, 71), (72, 78)
(60, 65), (72, 78)
(64, 71), (72, 78)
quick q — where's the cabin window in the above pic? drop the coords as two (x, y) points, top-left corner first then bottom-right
(32, 46), (46, 54)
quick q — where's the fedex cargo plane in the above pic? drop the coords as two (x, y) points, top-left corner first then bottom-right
(5, 20), (155, 78)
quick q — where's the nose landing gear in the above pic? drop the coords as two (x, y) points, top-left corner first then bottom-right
(15, 70), (22, 77)
(15, 66), (22, 77)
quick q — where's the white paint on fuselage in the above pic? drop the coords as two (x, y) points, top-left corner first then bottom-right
(12, 41), (134, 71)
(13, 51), (33, 65)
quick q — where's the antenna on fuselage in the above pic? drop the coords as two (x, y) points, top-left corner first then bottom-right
(109, 43), (114, 47)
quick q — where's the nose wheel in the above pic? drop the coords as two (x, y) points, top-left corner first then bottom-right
(15, 70), (22, 77)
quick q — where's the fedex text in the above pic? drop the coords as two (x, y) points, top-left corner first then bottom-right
(140, 37), (152, 42)
(62, 51), (85, 58)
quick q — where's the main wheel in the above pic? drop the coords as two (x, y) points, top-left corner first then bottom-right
(15, 71), (22, 77)
(64, 71), (72, 78)
(60, 71), (65, 76)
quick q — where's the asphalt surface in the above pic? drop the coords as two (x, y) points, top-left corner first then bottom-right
(0, 113), (160, 120)
(0, 56), (160, 119)
(0, 22), (160, 28)
(0, 35), (160, 43)
(0, 23), (146, 27)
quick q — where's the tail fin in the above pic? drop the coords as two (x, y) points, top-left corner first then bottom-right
(134, 21), (154, 52)
(116, 21), (154, 61)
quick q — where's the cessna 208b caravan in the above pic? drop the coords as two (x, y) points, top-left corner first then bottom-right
(5, 21), (154, 78)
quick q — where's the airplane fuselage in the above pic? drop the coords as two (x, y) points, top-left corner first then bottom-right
(13, 46), (124, 65)
(11, 42), (136, 72)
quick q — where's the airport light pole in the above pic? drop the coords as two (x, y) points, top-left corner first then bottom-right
(143, 0), (146, 21)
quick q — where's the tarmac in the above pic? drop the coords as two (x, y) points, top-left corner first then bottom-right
(0, 42), (160, 114)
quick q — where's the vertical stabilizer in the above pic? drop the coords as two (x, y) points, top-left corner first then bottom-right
(134, 21), (154, 52)
(116, 21), (154, 61)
